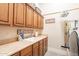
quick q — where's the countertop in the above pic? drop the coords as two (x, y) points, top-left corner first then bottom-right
(0, 35), (47, 56)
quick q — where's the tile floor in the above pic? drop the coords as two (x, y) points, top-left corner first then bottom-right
(45, 47), (68, 56)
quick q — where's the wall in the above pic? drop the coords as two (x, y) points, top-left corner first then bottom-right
(0, 25), (34, 40)
(42, 9), (79, 52)
(0, 25), (17, 40)
(0, 25), (42, 40)
(42, 13), (64, 51)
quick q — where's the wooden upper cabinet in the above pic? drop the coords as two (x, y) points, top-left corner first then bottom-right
(0, 3), (43, 29)
(13, 3), (26, 27)
(38, 14), (44, 29)
(37, 14), (41, 29)
(33, 11), (38, 28)
(40, 16), (43, 29)
(26, 5), (34, 28)
(0, 3), (13, 26)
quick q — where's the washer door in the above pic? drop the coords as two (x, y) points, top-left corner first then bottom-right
(69, 31), (78, 56)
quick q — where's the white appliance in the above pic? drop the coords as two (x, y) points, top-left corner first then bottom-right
(68, 20), (79, 56)
(69, 31), (78, 56)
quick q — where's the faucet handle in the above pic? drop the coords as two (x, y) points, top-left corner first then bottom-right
(17, 29), (21, 34)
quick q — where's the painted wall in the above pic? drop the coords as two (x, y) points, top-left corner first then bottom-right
(0, 25), (42, 41)
(42, 9), (79, 51)
(42, 13), (64, 51)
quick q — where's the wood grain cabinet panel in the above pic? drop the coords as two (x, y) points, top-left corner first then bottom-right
(37, 14), (44, 29)
(20, 45), (32, 56)
(25, 52), (32, 56)
(39, 47), (43, 56)
(45, 38), (48, 53)
(0, 3), (13, 26)
(33, 42), (39, 56)
(33, 46), (39, 56)
(40, 16), (43, 29)
(43, 37), (48, 55)
(38, 40), (44, 56)
(26, 5), (34, 28)
(37, 14), (41, 29)
(13, 3), (26, 27)
(33, 42), (39, 48)
(33, 11), (38, 28)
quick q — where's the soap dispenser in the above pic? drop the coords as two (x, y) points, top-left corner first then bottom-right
(35, 31), (38, 37)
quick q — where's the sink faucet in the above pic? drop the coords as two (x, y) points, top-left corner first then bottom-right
(17, 29), (24, 40)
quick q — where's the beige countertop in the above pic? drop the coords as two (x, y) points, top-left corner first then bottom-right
(0, 35), (47, 56)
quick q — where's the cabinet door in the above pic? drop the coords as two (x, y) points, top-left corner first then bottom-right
(40, 16), (43, 29)
(38, 40), (43, 56)
(43, 37), (48, 55)
(45, 38), (48, 53)
(0, 3), (13, 26)
(13, 3), (25, 27)
(33, 47), (39, 56)
(33, 11), (38, 28)
(37, 14), (41, 29)
(20, 45), (32, 56)
(39, 47), (43, 56)
(25, 52), (32, 56)
(26, 5), (33, 28)
(38, 14), (44, 29)
(33, 42), (39, 56)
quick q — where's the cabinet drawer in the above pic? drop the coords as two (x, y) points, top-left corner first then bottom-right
(33, 42), (39, 48)
(20, 45), (32, 56)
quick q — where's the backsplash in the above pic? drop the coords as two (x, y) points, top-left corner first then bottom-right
(0, 25), (17, 40)
(0, 25), (43, 40)
(17, 28), (43, 39)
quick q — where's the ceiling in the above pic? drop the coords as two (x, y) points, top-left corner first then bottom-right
(37, 3), (79, 15)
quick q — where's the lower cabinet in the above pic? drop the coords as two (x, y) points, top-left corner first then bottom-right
(38, 40), (44, 56)
(23, 51), (32, 56)
(20, 45), (32, 56)
(43, 37), (48, 55)
(11, 37), (48, 56)
(32, 42), (39, 56)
